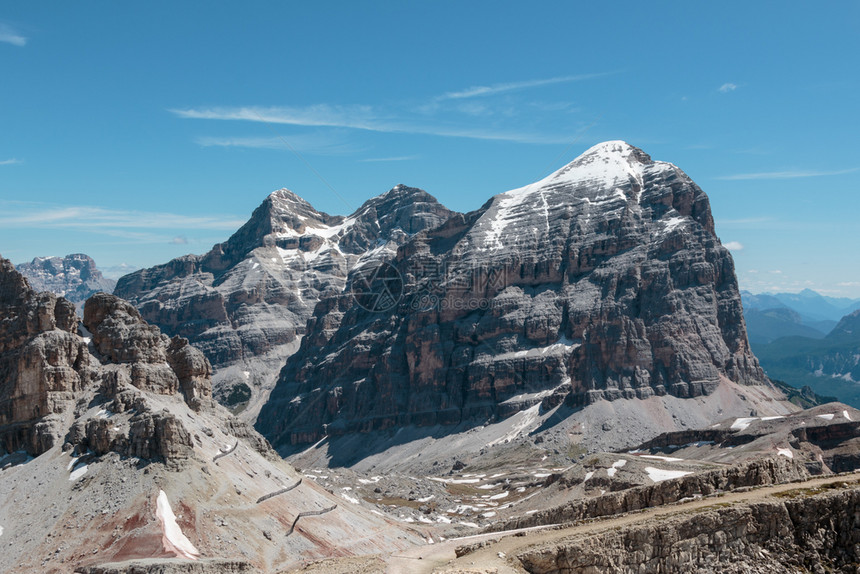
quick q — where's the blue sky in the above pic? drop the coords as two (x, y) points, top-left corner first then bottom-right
(1, 2), (858, 296)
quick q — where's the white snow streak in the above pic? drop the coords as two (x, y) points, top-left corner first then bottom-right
(156, 490), (200, 560)
(487, 403), (541, 447)
(341, 492), (360, 504)
(68, 463), (88, 481)
(645, 467), (692, 483)
(731, 417), (757, 431)
(640, 455), (684, 462)
(817, 414), (835, 421)
(777, 448), (794, 459)
(607, 459), (627, 477)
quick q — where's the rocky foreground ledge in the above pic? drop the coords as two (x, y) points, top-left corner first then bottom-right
(516, 482), (860, 574)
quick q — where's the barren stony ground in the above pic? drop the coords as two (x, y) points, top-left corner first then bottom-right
(376, 474), (860, 574)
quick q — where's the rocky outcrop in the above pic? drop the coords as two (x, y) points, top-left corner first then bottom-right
(258, 141), (769, 447)
(115, 185), (453, 416)
(488, 456), (809, 533)
(83, 293), (213, 409)
(516, 486), (860, 574)
(1, 256), (421, 574)
(0, 254), (263, 468)
(16, 253), (116, 311)
(0, 256), (93, 454)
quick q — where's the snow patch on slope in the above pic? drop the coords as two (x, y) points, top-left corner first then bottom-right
(607, 459), (627, 477)
(731, 417), (758, 431)
(479, 140), (652, 250)
(68, 462), (88, 481)
(645, 467), (692, 483)
(486, 404), (541, 447)
(156, 490), (200, 560)
(777, 448), (793, 459)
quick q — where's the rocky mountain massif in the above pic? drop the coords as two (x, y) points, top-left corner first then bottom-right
(16, 254), (116, 312)
(258, 141), (789, 453)
(0, 256), (422, 573)
(114, 186), (453, 420)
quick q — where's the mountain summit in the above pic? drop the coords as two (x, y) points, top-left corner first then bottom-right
(257, 141), (786, 452)
(16, 254), (116, 311)
(114, 185), (453, 419)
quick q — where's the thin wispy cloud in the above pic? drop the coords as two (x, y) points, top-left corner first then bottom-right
(195, 133), (360, 155)
(358, 155), (419, 163)
(723, 241), (744, 251)
(171, 73), (614, 146)
(175, 104), (382, 132)
(0, 204), (245, 231)
(717, 167), (858, 181)
(717, 217), (773, 226)
(0, 23), (27, 47)
(0, 158), (22, 166)
(172, 105), (572, 144)
(439, 72), (616, 100)
(719, 83), (738, 93)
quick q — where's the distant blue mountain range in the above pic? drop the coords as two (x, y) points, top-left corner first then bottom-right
(744, 289), (860, 408)
(742, 289), (860, 344)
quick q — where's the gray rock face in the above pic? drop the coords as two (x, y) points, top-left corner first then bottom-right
(0, 256), (91, 454)
(0, 259), (421, 574)
(114, 185), (453, 417)
(0, 254), (268, 469)
(516, 487), (860, 573)
(488, 456), (809, 533)
(258, 141), (767, 447)
(16, 254), (116, 311)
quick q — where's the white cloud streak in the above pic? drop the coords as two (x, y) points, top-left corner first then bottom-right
(723, 241), (744, 251)
(172, 105), (571, 144)
(0, 23), (26, 46)
(439, 72), (617, 100)
(195, 133), (360, 155)
(715, 217), (773, 227)
(0, 205), (245, 231)
(0, 158), (22, 165)
(719, 83), (737, 93)
(717, 168), (858, 180)
(171, 74), (617, 146)
(358, 155), (420, 163)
